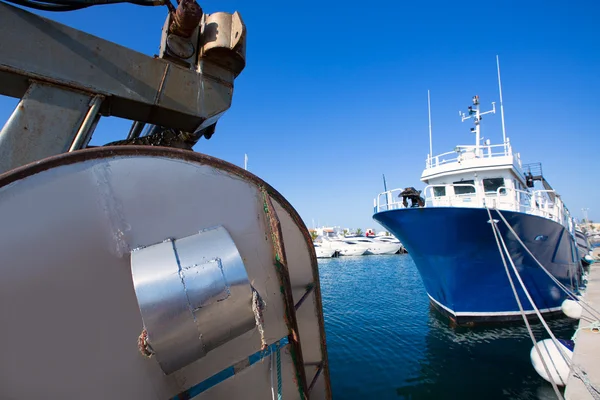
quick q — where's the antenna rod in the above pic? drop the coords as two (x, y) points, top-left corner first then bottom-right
(496, 55), (507, 144)
(244, 153), (248, 171)
(428, 90), (433, 160)
(382, 174), (388, 192)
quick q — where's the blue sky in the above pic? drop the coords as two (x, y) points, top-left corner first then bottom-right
(1, 0), (599, 230)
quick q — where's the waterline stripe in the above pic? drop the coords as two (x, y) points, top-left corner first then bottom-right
(171, 336), (290, 400)
(427, 294), (562, 317)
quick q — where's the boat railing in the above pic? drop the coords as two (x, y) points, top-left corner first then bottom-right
(375, 184), (567, 228)
(423, 184), (483, 208)
(374, 189), (408, 213)
(494, 187), (565, 223)
(425, 142), (513, 169)
(494, 186), (532, 213)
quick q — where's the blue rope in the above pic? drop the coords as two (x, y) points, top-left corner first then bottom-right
(172, 336), (289, 400)
(276, 341), (282, 400)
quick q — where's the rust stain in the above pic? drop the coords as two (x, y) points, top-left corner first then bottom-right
(262, 192), (310, 399)
(170, 0), (203, 38)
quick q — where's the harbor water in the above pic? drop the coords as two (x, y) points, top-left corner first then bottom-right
(319, 254), (577, 399)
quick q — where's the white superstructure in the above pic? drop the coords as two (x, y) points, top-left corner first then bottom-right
(374, 93), (573, 234)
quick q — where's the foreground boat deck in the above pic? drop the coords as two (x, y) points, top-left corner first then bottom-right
(565, 256), (600, 400)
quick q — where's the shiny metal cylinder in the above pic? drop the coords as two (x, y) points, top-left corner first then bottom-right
(131, 225), (255, 374)
(69, 95), (103, 152)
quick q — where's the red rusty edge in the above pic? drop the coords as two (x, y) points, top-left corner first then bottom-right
(269, 198), (332, 399)
(0, 145), (332, 399)
(262, 193), (309, 398)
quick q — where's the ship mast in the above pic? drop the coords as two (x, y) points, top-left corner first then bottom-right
(496, 55), (507, 144)
(460, 95), (495, 157)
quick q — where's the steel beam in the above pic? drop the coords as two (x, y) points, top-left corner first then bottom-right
(0, 82), (93, 174)
(0, 2), (242, 133)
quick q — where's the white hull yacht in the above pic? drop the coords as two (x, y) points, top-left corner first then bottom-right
(373, 234), (405, 253)
(316, 236), (366, 256)
(314, 243), (336, 258)
(342, 236), (401, 255)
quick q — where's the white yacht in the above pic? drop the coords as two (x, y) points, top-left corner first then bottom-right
(374, 232), (401, 243)
(341, 236), (401, 255)
(316, 235), (366, 256)
(314, 243), (336, 258)
(373, 234), (405, 253)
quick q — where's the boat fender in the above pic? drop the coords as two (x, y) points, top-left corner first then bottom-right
(561, 299), (583, 319)
(530, 338), (574, 386)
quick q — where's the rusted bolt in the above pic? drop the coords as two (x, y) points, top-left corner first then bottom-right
(170, 0), (203, 38)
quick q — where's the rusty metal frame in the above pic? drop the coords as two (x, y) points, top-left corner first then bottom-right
(0, 2), (238, 132)
(0, 82), (95, 173)
(0, 146), (332, 399)
(262, 191), (309, 397)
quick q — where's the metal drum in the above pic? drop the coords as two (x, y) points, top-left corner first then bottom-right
(0, 147), (330, 400)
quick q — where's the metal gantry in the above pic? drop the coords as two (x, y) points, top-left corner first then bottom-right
(0, 0), (246, 174)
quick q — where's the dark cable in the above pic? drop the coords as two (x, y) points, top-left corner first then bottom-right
(1, 0), (164, 11)
(43, 0), (164, 6)
(2, 0), (88, 11)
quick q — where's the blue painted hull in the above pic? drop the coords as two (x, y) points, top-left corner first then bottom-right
(373, 207), (581, 325)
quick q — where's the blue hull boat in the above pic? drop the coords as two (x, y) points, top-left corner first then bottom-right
(374, 206), (580, 324)
(373, 91), (582, 325)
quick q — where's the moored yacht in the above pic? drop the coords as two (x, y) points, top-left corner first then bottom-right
(314, 243), (336, 258)
(373, 234), (406, 253)
(315, 235), (366, 256)
(372, 80), (581, 325)
(574, 228), (594, 267)
(341, 235), (401, 255)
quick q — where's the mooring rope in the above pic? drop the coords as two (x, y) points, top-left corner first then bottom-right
(571, 318), (600, 398)
(572, 321), (600, 341)
(575, 370), (600, 400)
(252, 287), (268, 350)
(270, 346), (276, 400)
(137, 328), (154, 358)
(485, 208), (564, 399)
(276, 340), (283, 400)
(491, 208), (600, 399)
(495, 209), (600, 321)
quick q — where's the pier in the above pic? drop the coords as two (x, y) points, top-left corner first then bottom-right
(565, 250), (600, 400)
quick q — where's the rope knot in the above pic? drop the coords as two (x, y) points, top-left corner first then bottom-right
(252, 287), (268, 350)
(138, 328), (154, 358)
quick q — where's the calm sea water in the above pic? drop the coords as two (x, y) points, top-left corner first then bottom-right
(318, 254), (577, 400)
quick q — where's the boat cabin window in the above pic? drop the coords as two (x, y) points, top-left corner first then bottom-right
(433, 186), (446, 197)
(453, 180), (475, 194)
(483, 178), (505, 194)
